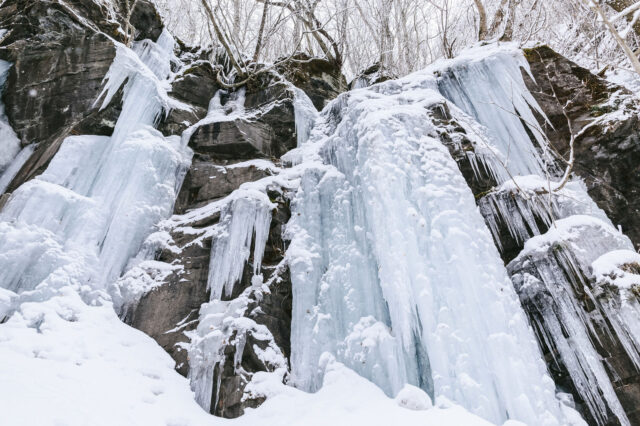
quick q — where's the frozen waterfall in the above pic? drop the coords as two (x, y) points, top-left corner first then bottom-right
(284, 59), (569, 425)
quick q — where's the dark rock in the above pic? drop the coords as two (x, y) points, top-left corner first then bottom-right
(190, 119), (278, 160)
(522, 45), (640, 250)
(158, 106), (203, 137)
(169, 61), (219, 111)
(129, 0), (164, 42)
(174, 161), (272, 214)
(188, 92), (296, 161)
(277, 53), (348, 110)
(122, 234), (211, 376)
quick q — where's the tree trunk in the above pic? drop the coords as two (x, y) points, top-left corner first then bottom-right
(473, 0), (488, 40)
(500, 0), (521, 41)
(606, 0), (640, 37)
(252, 0), (269, 62)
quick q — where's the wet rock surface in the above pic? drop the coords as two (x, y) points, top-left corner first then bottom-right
(0, 0), (117, 191)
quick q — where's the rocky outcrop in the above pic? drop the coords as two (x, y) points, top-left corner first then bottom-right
(508, 226), (640, 426)
(277, 53), (347, 110)
(522, 45), (640, 251)
(121, 69), (300, 418)
(126, 0), (164, 42)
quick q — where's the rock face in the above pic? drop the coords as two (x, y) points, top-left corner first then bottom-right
(0, 0), (165, 194)
(522, 45), (640, 251)
(508, 236), (640, 426)
(277, 53), (348, 110)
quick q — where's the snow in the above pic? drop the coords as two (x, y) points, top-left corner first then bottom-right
(1, 287), (493, 426)
(592, 250), (640, 290)
(238, 359), (496, 426)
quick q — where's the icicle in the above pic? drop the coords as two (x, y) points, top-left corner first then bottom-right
(0, 144), (35, 193)
(292, 87), (318, 146)
(434, 47), (552, 179)
(509, 216), (635, 426)
(207, 194), (273, 300)
(479, 176), (612, 250)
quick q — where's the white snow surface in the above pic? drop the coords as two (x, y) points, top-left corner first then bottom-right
(592, 250), (640, 290)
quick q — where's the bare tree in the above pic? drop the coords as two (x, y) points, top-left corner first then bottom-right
(581, 0), (640, 77)
(121, 0), (140, 46)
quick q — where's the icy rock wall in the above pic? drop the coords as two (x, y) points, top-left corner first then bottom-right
(434, 45), (640, 425)
(285, 71), (568, 425)
(0, 30), (191, 299)
(163, 87), (312, 415)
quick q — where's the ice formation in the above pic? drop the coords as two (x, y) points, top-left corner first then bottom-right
(284, 59), (569, 425)
(0, 59), (21, 174)
(479, 176), (612, 251)
(0, 30), (191, 295)
(434, 46), (552, 178)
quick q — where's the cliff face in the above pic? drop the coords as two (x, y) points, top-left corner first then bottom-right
(0, 0), (165, 195)
(2, 2), (640, 426)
